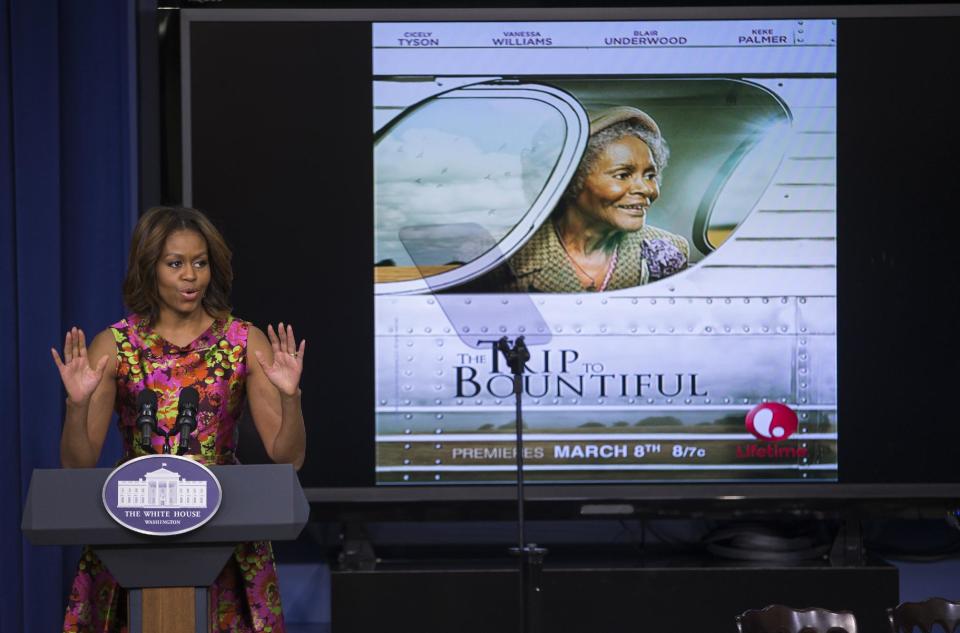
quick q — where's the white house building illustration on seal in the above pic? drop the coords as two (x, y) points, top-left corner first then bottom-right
(116, 462), (207, 509)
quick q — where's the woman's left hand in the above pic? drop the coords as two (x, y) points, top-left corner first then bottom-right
(254, 323), (305, 397)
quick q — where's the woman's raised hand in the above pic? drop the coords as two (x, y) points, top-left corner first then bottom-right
(255, 323), (305, 397)
(51, 327), (109, 405)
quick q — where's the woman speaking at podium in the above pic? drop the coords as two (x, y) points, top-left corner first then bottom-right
(51, 206), (305, 632)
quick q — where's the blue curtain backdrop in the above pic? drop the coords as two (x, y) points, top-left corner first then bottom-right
(0, 0), (137, 630)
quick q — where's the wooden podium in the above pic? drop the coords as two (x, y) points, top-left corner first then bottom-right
(21, 464), (309, 633)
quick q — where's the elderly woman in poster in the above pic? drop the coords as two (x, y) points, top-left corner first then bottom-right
(489, 106), (689, 293)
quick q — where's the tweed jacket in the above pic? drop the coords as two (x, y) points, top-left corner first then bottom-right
(476, 219), (689, 293)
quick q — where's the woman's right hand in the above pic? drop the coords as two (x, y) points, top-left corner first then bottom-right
(51, 327), (109, 406)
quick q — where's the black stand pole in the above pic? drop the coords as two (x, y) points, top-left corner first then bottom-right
(498, 336), (547, 633)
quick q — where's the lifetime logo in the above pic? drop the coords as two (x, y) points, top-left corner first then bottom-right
(744, 402), (798, 442)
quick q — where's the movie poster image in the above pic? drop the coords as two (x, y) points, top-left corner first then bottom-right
(373, 20), (837, 484)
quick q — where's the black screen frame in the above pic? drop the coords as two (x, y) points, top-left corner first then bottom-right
(150, 4), (960, 513)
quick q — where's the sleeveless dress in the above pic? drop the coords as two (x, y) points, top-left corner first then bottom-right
(62, 314), (286, 633)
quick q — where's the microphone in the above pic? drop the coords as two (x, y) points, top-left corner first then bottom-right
(175, 387), (200, 455)
(497, 335), (531, 375)
(136, 389), (159, 451)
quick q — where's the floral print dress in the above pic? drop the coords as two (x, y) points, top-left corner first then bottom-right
(63, 314), (286, 633)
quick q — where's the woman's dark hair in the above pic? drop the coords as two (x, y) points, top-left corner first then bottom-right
(123, 206), (233, 321)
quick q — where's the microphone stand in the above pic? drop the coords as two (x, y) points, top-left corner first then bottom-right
(497, 336), (547, 633)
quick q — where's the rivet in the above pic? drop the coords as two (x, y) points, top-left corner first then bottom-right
(666, 398), (674, 404)
(403, 459), (411, 465)
(425, 327), (432, 333)
(404, 413), (413, 420)
(434, 459), (442, 465)
(435, 413), (444, 419)
(481, 326), (488, 333)
(404, 429), (412, 434)
(434, 474), (441, 481)
(434, 428), (443, 434)
(705, 326), (713, 332)
(650, 299), (657, 305)
(403, 443), (410, 450)
(403, 475), (410, 481)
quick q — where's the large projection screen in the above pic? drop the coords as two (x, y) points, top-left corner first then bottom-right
(179, 6), (960, 497)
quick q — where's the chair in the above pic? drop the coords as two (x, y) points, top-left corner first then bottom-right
(888, 598), (960, 633)
(737, 605), (858, 633)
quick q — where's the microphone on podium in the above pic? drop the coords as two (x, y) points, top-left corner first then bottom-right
(136, 389), (159, 451)
(176, 387), (200, 455)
